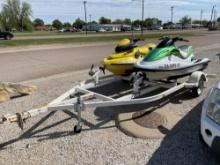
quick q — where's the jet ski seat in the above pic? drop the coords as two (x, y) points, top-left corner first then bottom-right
(178, 45), (190, 59)
(115, 44), (136, 53)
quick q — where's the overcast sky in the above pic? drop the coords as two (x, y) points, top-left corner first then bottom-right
(0, 0), (219, 23)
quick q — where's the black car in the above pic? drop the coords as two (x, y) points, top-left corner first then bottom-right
(0, 30), (14, 40)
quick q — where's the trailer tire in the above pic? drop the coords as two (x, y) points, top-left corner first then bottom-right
(74, 125), (82, 133)
(192, 78), (204, 97)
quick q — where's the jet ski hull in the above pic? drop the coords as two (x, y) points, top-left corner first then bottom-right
(102, 44), (155, 75)
(134, 58), (210, 80)
(104, 63), (134, 75)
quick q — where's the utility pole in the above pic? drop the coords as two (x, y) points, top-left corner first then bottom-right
(171, 6), (174, 23)
(132, 0), (145, 36)
(210, 5), (216, 29)
(141, 0), (144, 36)
(131, 20), (134, 39)
(200, 9), (203, 28)
(83, 1), (87, 35)
(89, 14), (92, 31)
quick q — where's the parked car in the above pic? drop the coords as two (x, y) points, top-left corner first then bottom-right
(58, 29), (65, 32)
(201, 80), (220, 155)
(97, 28), (106, 32)
(0, 30), (13, 40)
(63, 29), (71, 32)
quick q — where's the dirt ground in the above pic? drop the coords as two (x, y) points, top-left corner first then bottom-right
(0, 30), (220, 165)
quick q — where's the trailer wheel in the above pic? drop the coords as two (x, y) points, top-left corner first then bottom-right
(192, 78), (204, 97)
(74, 125), (82, 133)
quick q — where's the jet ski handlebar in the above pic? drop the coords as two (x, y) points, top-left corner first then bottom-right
(131, 38), (144, 44)
(159, 36), (189, 42)
(174, 37), (189, 42)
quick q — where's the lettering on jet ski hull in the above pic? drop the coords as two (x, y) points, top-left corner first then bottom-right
(159, 63), (181, 69)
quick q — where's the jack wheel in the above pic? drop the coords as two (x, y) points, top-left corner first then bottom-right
(192, 78), (204, 97)
(74, 125), (82, 133)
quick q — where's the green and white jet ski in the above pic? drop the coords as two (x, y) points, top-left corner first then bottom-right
(134, 37), (210, 80)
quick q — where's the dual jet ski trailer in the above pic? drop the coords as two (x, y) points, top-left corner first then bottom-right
(0, 69), (209, 133)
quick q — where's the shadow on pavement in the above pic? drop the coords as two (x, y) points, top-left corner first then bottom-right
(0, 87), (215, 164)
(147, 101), (220, 165)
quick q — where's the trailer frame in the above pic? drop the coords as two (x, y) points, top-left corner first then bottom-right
(0, 71), (208, 133)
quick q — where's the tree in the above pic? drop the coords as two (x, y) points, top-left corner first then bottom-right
(63, 22), (71, 28)
(123, 18), (132, 25)
(179, 16), (192, 27)
(201, 20), (208, 27)
(99, 17), (111, 24)
(163, 22), (174, 29)
(112, 19), (123, 24)
(144, 18), (154, 28)
(91, 21), (98, 24)
(133, 19), (141, 27)
(52, 19), (63, 30)
(0, 0), (32, 31)
(192, 20), (200, 24)
(73, 18), (85, 29)
(33, 18), (44, 27)
(24, 19), (34, 31)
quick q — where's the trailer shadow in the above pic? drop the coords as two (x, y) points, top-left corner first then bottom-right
(0, 88), (202, 149)
(94, 88), (194, 121)
(147, 101), (220, 165)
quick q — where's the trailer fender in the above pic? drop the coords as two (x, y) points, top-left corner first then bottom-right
(188, 71), (207, 87)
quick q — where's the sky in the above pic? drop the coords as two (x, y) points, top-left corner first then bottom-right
(0, 0), (219, 24)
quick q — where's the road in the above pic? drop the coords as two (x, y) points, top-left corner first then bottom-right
(0, 30), (220, 82)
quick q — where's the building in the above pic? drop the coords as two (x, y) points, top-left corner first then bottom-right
(83, 23), (131, 32)
(35, 25), (49, 31)
(102, 24), (121, 31)
(85, 23), (100, 31)
(35, 25), (56, 31)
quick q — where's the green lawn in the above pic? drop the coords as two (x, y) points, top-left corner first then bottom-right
(14, 31), (132, 37)
(0, 32), (196, 47)
(14, 31), (80, 36)
(13, 29), (198, 37)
